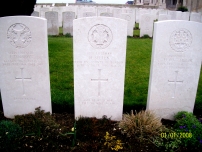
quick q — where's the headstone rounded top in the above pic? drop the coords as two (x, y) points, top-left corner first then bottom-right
(169, 28), (192, 52)
(88, 24), (113, 49)
(7, 23), (32, 49)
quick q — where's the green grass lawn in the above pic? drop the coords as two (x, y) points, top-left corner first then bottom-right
(48, 31), (202, 112)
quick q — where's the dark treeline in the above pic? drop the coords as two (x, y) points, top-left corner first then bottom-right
(0, 0), (36, 17)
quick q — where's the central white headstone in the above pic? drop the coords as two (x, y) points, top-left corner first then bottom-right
(74, 17), (127, 121)
(63, 11), (75, 36)
(147, 21), (202, 120)
(45, 11), (59, 35)
(140, 14), (154, 37)
(0, 16), (52, 118)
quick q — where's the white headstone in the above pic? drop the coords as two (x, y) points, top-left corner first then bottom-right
(176, 11), (182, 20)
(97, 7), (110, 16)
(40, 7), (52, 18)
(158, 9), (168, 15)
(45, 11), (59, 35)
(77, 6), (96, 18)
(140, 14), (154, 37)
(147, 21), (202, 120)
(139, 8), (152, 29)
(0, 16), (52, 118)
(151, 9), (159, 20)
(158, 14), (171, 21)
(112, 8), (122, 18)
(181, 12), (190, 21)
(52, 7), (67, 27)
(168, 11), (177, 20)
(64, 6), (78, 18)
(100, 13), (113, 17)
(74, 17), (127, 121)
(36, 5), (41, 8)
(83, 12), (96, 17)
(31, 11), (39, 17)
(34, 7), (40, 13)
(190, 12), (201, 22)
(135, 8), (140, 23)
(122, 8), (136, 27)
(63, 11), (75, 36)
(121, 13), (134, 36)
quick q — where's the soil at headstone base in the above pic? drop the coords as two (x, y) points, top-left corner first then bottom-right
(0, 108), (201, 152)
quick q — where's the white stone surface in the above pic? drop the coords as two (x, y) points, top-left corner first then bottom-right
(140, 14), (154, 37)
(158, 9), (168, 15)
(64, 6), (78, 18)
(83, 12), (96, 17)
(40, 7), (52, 18)
(100, 13), (113, 17)
(0, 16), (52, 118)
(158, 14), (171, 21)
(122, 8), (136, 27)
(31, 11), (39, 17)
(168, 11), (177, 20)
(147, 20), (202, 120)
(34, 7), (40, 13)
(176, 11), (183, 20)
(77, 6), (96, 18)
(181, 12), (190, 21)
(121, 13), (134, 36)
(73, 17), (127, 121)
(63, 11), (75, 36)
(151, 9), (159, 20)
(52, 6), (67, 27)
(135, 8), (140, 23)
(139, 8), (152, 29)
(190, 12), (201, 22)
(45, 11), (59, 35)
(112, 8), (122, 18)
(97, 7), (110, 16)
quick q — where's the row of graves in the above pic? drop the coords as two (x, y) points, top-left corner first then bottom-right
(32, 6), (202, 38)
(0, 15), (202, 121)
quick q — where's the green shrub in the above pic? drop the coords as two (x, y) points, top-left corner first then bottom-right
(177, 6), (188, 12)
(0, 120), (22, 150)
(141, 34), (150, 38)
(174, 111), (202, 147)
(118, 110), (165, 140)
(65, 33), (72, 37)
(152, 130), (182, 152)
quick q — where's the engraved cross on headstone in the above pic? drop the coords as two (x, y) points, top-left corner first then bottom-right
(168, 71), (183, 98)
(91, 69), (108, 96)
(15, 68), (32, 96)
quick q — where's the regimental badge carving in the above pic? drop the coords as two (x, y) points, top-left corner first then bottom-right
(88, 24), (113, 49)
(7, 23), (32, 49)
(169, 29), (192, 52)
